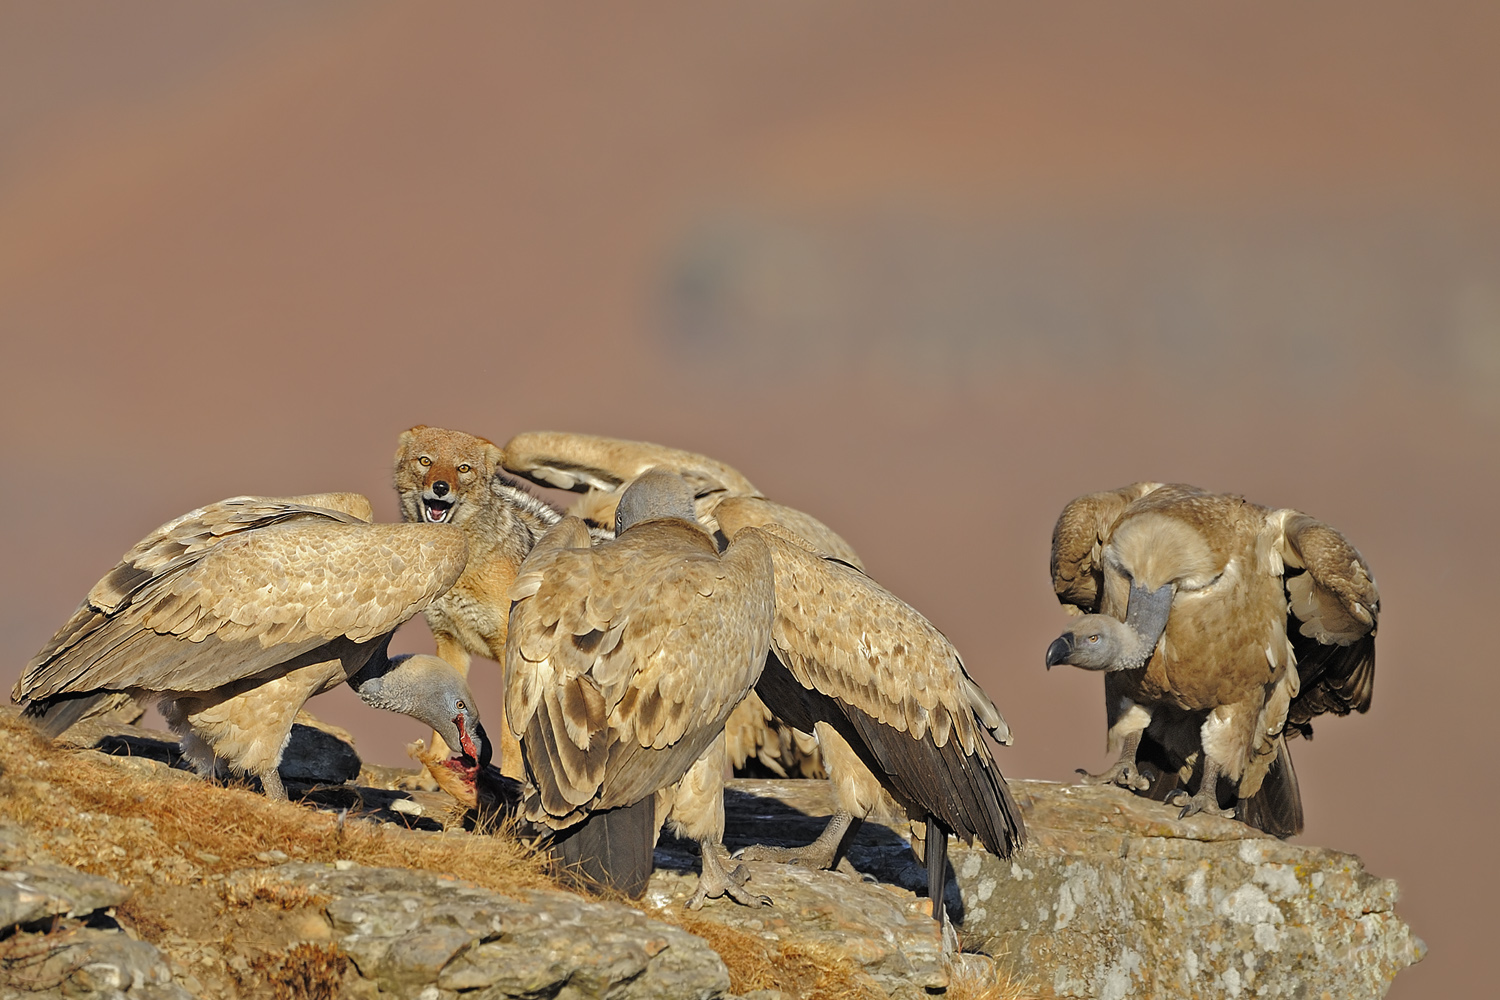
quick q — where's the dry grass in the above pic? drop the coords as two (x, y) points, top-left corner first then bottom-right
(0, 715), (552, 896)
(0, 716), (1037, 998)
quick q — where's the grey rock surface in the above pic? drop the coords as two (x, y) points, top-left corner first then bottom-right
(231, 863), (731, 1000)
(720, 777), (1425, 999)
(0, 865), (130, 930)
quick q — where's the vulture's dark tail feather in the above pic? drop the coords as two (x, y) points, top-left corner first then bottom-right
(926, 815), (952, 926)
(553, 796), (658, 898)
(1238, 738), (1305, 839)
(21, 693), (118, 740)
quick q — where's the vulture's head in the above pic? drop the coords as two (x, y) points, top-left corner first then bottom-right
(360, 654), (490, 779)
(614, 468), (698, 535)
(1045, 615), (1140, 672)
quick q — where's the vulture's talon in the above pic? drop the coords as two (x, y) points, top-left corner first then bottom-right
(735, 842), (835, 870)
(1075, 761), (1151, 793)
(690, 843), (771, 909)
(1167, 787), (1234, 820)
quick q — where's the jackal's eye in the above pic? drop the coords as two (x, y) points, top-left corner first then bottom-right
(419, 456), (431, 467)
(457, 464), (471, 474)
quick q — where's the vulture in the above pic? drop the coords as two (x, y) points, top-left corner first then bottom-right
(1045, 483), (1378, 837)
(505, 469), (777, 908)
(13, 493), (489, 801)
(501, 433), (1024, 920)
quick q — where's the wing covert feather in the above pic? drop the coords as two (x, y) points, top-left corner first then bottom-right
(501, 431), (760, 497)
(1051, 483), (1163, 612)
(16, 516), (464, 702)
(506, 521), (774, 827)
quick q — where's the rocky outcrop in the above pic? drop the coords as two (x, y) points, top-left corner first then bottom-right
(4, 714), (1424, 999)
(714, 777), (1426, 999)
(1, 826), (190, 1000)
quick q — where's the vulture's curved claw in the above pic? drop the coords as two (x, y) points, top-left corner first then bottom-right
(689, 844), (771, 910)
(1075, 760), (1153, 792)
(1166, 786), (1234, 821)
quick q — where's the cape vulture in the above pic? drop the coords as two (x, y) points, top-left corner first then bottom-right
(1045, 483), (1378, 837)
(14, 493), (489, 801)
(505, 469), (776, 908)
(501, 434), (1025, 920)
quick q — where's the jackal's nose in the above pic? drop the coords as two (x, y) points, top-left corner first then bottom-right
(432, 481), (450, 497)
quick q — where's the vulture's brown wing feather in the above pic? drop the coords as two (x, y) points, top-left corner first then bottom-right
(506, 519), (773, 827)
(27, 497), (376, 679)
(747, 526), (1024, 857)
(712, 495), (864, 571)
(501, 430), (760, 498)
(16, 518), (465, 703)
(1051, 483), (1163, 612)
(1272, 511), (1380, 726)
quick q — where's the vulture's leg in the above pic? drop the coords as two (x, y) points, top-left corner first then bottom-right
(689, 841), (771, 909)
(1077, 698), (1153, 791)
(1076, 730), (1153, 791)
(737, 724), (872, 870)
(737, 810), (858, 869)
(1167, 756), (1233, 820)
(673, 733), (770, 908)
(258, 767), (289, 802)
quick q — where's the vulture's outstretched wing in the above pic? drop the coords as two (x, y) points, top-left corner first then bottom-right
(501, 430), (760, 498)
(1269, 510), (1380, 731)
(15, 504), (466, 704)
(1050, 482), (1164, 612)
(712, 495), (864, 571)
(505, 517), (774, 827)
(741, 524), (1024, 858)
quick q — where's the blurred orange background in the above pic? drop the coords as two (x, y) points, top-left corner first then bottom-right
(3, 4), (1494, 995)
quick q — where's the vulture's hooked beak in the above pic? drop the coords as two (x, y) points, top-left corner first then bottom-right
(1045, 634), (1074, 670)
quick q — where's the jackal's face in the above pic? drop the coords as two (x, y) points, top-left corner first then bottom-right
(394, 426), (504, 527)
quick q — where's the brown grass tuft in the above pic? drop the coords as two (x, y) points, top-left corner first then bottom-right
(0, 715), (553, 898)
(246, 942), (350, 1000)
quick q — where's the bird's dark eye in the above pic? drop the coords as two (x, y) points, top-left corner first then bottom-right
(1087, 634), (1100, 643)
(419, 456), (432, 467)
(457, 464), (471, 474)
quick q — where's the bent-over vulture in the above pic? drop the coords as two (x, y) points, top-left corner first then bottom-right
(505, 470), (776, 907)
(502, 434), (1024, 920)
(1045, 483), (1378, 837)
(14, 493), (489, 800)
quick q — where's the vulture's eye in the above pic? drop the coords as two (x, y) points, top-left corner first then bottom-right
(419, 456), (432, 467)
(455, 699), (466, 711)
(1087, 634), (1100, 644)
(457, 464), (472, 474)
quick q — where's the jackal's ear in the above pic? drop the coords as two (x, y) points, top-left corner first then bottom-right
(395, 427), (423, 461)
(484, 441), (505, 474)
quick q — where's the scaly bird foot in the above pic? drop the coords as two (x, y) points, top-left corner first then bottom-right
(734, 810), (854, 872)
(735, 840), (839, 871)
(1166, 785), (1234, 821)
(1075, 759), (1153, 793)
(689, 844), (771, 910)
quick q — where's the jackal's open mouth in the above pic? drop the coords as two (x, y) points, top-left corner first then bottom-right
(422, 498), (453, 523)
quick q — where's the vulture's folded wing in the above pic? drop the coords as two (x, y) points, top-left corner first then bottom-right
(15, 517), (466, 703)
(1051, 483), (1164, 612)
(505, 521), (773, 825)
(711, 495), (864, 571)
(744, 526), (1024, 857)
(500, 430), (761, 498)
(1270, 510), (1379, 724)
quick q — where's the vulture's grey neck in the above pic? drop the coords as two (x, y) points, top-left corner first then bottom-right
(1116, 581), (1174, 669)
